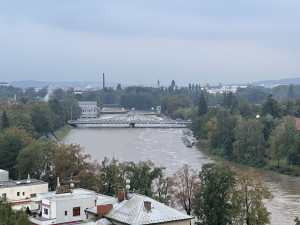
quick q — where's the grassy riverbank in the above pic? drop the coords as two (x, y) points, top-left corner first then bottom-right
(53, 125), (73, 141)
(210, 146), (300, 176)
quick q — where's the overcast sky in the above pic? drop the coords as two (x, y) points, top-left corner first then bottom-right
(1, 0), (300, 86)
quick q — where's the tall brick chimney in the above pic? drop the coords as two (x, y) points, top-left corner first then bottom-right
(97, 204), (113, 217)
(144, 201), (151, 212)
(118, 189), (127, 202)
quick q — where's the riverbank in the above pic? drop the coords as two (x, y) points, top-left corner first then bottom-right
(209, 145), (300, 176)
(53, 125), (73, 141)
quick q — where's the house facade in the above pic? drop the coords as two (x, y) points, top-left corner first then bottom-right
(29, 187), (116, 225)
(78, 101), (100, 119)
(0, 173), (48, 210)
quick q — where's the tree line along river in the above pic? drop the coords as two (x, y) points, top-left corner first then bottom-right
(62, 124), (300, 225)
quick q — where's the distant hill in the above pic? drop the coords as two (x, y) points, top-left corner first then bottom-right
(253, 78), (300, 86)
(9, 80), (119, 88)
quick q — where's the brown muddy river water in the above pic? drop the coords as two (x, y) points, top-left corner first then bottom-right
(63, 126), (300, 224)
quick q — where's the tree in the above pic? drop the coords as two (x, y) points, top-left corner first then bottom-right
(193, 163), (236, 225)
(27, 99), (54, 136)
(233, 118), (266, 167)
(98, 157), (125, 196)
(198, 92), (208, 116)
(172, 164), (200, 215)
(210, 109), (236, 158)
(231, 168), (273, 225)
(1, 110), (9, 130)
(54, 144), (91, 187)
(124, 160), (164, 197)
(288, 84), (295, 99)
(17, 140), (57, 180)
(153, 174), (173, 205)
(268, 116), (297, 167)
(0, 127), (34, 179)
(222, 92), (237, 113)
(287, 133), (300, 165)
(0, 198), (30, 225)
(261, 94), (282, 118)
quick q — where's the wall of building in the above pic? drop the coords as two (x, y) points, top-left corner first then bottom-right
(0, 170), (9, 181)
(0, 183), (48, 210)
(55, 195), (96, 223)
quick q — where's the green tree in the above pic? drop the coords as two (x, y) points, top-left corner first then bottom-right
(210, 109), (236, 158)
(261, 94), (282, 118)
(27, 99), (54, 136)
(17, 140), (57, 180)
(287, 133), (300, 165)
(268, 116), (297, 166)
(98, 157), (125, 196)
(0, 199), (30, 225)
(233, 118), (266, 167)
(231, 168), (273, 225)
(124, 160), (164, 197)
(235, 98), (253, 118)
(193, 163), (236, 225)
(288, 84), (295, 99)
(1, 110), (10, 130)
(0, 127), (34, 179)
(222, 92), (237, 113)
(198, 92), (208, 116)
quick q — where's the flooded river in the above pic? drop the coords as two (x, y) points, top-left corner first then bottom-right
(63, 126), (300, 224)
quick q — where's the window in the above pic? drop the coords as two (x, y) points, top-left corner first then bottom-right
(17, 192), (20, 196)
(73, 207), (80, 216)
(23, 192), (25, 196)
(65, 211), (67, 216)
(1, 193), (6, 198)
(30, 193), (36, 198)
(44, 208), (48, 215)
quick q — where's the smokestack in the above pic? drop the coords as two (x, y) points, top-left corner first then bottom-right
(103, 73), (105, 89)
(97, 204), (113, 217)
(144, 201), (151, 212)
(118, 190), (127, 202)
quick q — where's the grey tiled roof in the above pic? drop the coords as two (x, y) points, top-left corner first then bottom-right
(105, 194), (193, 224)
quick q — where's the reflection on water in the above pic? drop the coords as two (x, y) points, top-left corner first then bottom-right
(63, 127), (300, 225)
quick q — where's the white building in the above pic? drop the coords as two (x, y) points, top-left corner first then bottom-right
(78, 101), (100, 119)
(0, 175), (48, 210)
(0, 82), (9, 87)
(29, 186), (116, 225)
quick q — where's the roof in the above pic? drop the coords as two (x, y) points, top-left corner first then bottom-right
(78, 101), (97, 105)
(105, 194), (193, 224)
(85, 218), (113, 225)
(0, 179), (47, 189)
(37, 188), (97, 201)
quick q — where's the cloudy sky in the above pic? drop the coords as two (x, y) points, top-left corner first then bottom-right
(1, 0), (300, 86)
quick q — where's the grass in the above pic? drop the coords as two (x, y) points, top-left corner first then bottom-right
(53, 125), (73, 141)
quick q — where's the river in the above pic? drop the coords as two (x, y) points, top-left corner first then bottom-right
(62, 123), (300, 225)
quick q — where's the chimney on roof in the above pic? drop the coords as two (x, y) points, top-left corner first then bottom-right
(118, 189), (127, 202)
(134, 189), (140, 194)
(97, 204), (113, 217)
(57, 177), (60, 187)
(144, 201), (151, 212)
